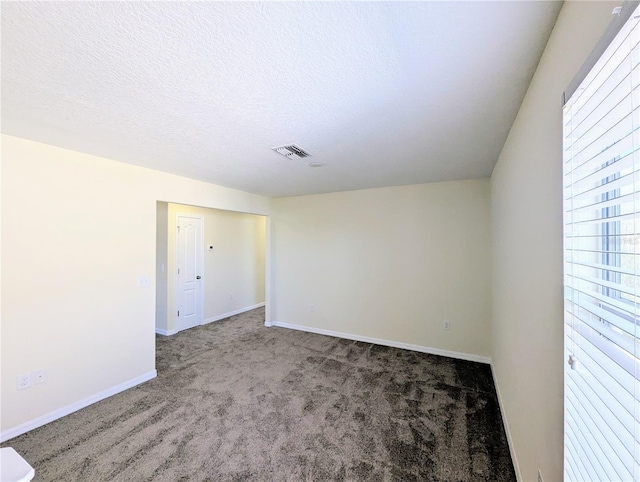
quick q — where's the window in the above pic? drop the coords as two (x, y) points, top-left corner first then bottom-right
(563, 3), (640, 481)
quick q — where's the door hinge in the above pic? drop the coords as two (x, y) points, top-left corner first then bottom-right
(178, 268), (180, 274)
(177, 310), (180, 316)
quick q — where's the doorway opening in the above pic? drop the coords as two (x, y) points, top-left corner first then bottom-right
(155, 201), (267, 335)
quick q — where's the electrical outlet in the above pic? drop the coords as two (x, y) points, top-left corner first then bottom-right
(229, 293), (233, 300)
(310, 304), (315, 312)
(443, 320), (451, 331)
(17, 373), (31, 390)
(538, 469), (543, 482)
(137, 276), (150, 287)
(33, 369), (46, 385)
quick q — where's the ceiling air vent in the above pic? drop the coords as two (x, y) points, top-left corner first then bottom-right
(271, 144), (312, 160)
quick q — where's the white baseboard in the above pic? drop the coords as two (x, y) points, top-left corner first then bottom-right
(203, 302), (265, 326)
(491, 365), (521, 482)
(0, 370), (157, 443)
(156, 303), (266, 336)
(155, 328), (177, 336)
(266, 321), (491, 364)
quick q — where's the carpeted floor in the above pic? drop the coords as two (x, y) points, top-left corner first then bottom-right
(2, 308), (516, 481)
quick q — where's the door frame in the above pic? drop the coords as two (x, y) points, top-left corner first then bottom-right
(155, 204), (271, 335)
(175, 213), (204, 332)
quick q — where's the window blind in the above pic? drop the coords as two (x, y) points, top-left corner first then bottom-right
(564, 4), (640, 481)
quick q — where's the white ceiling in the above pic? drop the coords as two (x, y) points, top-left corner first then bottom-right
(1, 1), (562, 198)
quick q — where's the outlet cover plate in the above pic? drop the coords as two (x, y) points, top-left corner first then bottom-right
(137, 276), (150, 287)
(33, 369), (46, 384)
(17, 373), (31, 390)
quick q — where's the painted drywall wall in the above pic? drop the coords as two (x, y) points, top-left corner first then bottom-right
(155, 202), (169, 333)
(1, 134), (270, 436)
(490, 2), (616, 480)
(162, 203), (265, 332)
(271, 179), (491, 358)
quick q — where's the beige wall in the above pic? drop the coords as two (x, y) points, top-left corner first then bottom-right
(1, 134), (270, 435)
(272, 179), (492, 358)
(490, 2), (615, 481)
(155, 202), (169, 333)
(160, 203), (265, 332)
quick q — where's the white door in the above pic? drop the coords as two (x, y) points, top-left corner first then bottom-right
(176, 215), (203, 331)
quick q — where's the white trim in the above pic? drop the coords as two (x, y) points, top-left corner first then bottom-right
(491, 365), (521, 482)
(267, 321), (492, 364)
(0, 370), (157, 443)
(202, 302), (265, 325)
(155, 328), (178, 336)
(264, 216), (272, 327)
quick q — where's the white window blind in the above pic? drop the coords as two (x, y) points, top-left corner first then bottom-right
(564, 4), (640, 481)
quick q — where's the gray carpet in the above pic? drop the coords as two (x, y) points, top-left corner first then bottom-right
(2, 308), (516, 481)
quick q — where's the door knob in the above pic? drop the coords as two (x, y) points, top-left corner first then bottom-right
(196, 276), (201, 279)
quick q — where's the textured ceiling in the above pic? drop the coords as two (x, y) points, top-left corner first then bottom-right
(1, 1), (562, 198)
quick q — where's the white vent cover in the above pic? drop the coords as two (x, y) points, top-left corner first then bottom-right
(271, 144), (312, 160)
